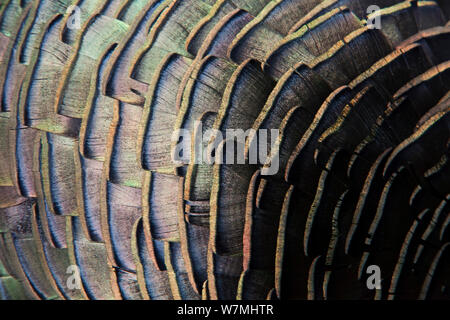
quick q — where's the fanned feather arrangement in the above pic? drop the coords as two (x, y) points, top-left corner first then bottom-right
(0, 0), (449, 300)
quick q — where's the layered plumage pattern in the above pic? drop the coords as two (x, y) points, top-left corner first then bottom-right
(0, 0), (449, 300)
